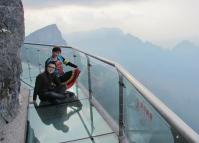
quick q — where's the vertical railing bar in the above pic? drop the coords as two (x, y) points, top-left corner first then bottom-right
(27, 61), (32, 82)
(86, 55), (92, 100)
(25, 89), (31, 143)
(86, 55), (94, 133)
(25, 48), (32, 82)
(89, 101), (94, 134)
(72, 49), (79, 97)
(37, 49), (41, 73)
(118, 72), (125, 142)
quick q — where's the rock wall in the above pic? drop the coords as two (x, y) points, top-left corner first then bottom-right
(0, 0), (24, 127)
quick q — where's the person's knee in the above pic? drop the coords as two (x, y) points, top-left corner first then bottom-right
(55, 84), (66, 93)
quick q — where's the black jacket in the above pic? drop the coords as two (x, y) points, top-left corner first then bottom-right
(33, 71), (61, 101)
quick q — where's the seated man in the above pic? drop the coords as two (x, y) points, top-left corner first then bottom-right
(45, 47), (80, 89)
(33, 61), (68, 104)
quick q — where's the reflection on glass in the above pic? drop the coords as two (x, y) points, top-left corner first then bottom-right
(27, 98), (83, 143)
(62, 48), (75, 72)
(21, 45), (52, 69)
(21, 45), (52, 88)
(27, 97), (116, 143)
(89, 58), (119, 124)
(123, 77), (188, 143)
(75, 52), (89, 90)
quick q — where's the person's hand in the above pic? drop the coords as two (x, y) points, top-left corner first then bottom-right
(30, 100), (38, 107)
(33, 100), (38, 107)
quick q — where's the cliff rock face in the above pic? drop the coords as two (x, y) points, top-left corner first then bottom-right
(0, 0), (24, 126)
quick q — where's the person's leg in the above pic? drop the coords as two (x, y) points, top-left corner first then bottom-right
(63, 91), (82, 107)
(59, 71), (72, 83)
(43, 91), (67, 103)
(59, 69), (80, 89)
(54, 84), (66, 94)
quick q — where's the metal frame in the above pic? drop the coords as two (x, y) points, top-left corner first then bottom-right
(23, 42), (199, 143)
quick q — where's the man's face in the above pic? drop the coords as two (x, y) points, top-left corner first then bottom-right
(52, 51), (59, 58)
(47, 63), (56, 74)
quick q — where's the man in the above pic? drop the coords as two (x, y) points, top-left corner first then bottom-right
(33, 61), (68, 104)
(45, 47), (80, 89)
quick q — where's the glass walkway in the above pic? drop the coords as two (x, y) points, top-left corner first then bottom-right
(20, 43), (199, 143)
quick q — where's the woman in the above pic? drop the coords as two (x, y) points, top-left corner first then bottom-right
(33, 61), (70, 104)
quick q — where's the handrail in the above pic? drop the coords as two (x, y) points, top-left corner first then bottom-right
(24, 42), (115, 66)
(23, 42), (199, 143)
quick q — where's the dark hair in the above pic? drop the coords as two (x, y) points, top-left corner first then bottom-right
(45, 61), (56, 68)
(52, 46), (61, 52)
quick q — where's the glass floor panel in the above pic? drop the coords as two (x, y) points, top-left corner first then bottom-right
(27, 97), (118, 143)
(64, 133), (119, 143)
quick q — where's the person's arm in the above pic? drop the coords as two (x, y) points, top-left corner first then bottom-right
(67, 62), (78, 68)
(59, 55), (78, 68)
(33, 75), (40, 101)
(53, 75), (61, 86)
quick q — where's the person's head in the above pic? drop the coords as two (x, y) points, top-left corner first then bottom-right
(52, 47), (61, 58)
(45, 61), (56, 74)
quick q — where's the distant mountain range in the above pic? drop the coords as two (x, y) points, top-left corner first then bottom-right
(22, 24), (199, 133)
(66, 27), (199, 133)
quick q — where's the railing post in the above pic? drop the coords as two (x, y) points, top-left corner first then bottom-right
(86, 55), (92, 100)
(72, 50), (79, 97)
(27, 61), (32, 82)
(37, 49), (41, 73)
(25, 48), (32, 82)
(86, 55), (94, 133)
(119, 73), (125, 142)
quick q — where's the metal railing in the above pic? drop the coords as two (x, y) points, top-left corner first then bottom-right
(23, 42), (199, 143)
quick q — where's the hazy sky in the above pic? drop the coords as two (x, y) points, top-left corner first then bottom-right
(22, 0), (199, 48)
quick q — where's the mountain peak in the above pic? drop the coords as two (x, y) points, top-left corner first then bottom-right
(44, 24), (57, 28)
(25, 24), (67, 45)
(174, 40), (197, 49)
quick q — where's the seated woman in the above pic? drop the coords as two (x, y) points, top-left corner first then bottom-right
(33, 61), (70, 104)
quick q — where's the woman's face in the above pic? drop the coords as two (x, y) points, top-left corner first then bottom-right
(47, 63), (56, 74)
(52, 51), (59, 58)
